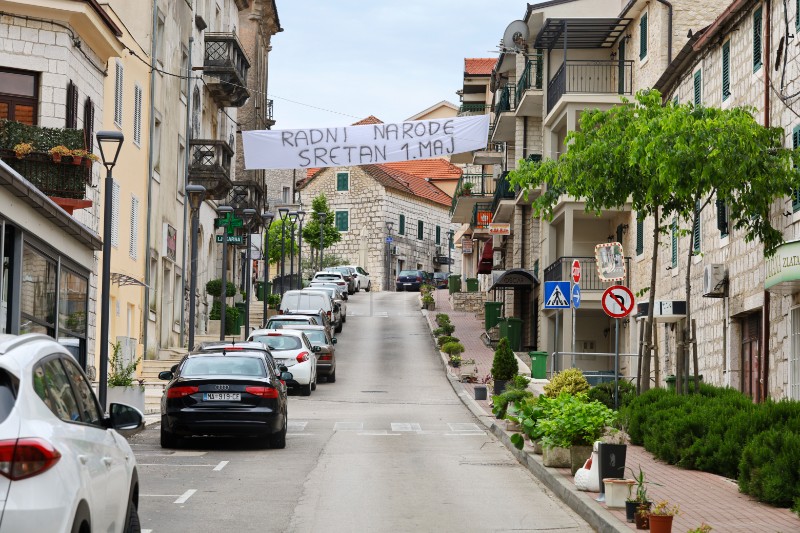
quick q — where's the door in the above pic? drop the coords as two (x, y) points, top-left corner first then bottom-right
(741, 312), (761, 401)
(161, 262), (172, 347)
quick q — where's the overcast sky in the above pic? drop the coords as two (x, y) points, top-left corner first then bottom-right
(266, 1), (528, 130)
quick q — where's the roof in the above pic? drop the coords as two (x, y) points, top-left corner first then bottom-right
(465, 58), (496, 76)
(382, 159), (462, 181)
(405, 100), (458, 121)
(692, 0), (754, 51)
(351, 115), (383, 126)
(533, 18), (632, 49)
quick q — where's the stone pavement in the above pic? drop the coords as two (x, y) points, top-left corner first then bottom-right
(424, 288), (798, 533)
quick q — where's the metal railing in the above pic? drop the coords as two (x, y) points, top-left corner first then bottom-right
(543, 256), (631, 290)
(472, 202), (493, 229)
(458, 103), (488, 116)
(516, 55), (544, 97)
(228, 180), (265, 215)
(204, 32), (251, 107)
(450, 173), (494, 215)
(490, 171), (516, 215)
(546, 60), (633, 114)
(188, 139), (234, 199)
(0, 150), (91, 199)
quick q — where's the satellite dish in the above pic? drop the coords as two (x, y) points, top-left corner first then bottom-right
(502, 20), (530, 52)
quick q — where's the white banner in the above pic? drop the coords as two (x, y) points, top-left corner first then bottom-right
(242, 114), (490, 170)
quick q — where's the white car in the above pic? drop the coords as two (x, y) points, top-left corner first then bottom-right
(344, 265), (372, 292)
(0, 333), (144, 533)
(311, 271), (349, 294)
(249, 329), (318, 396)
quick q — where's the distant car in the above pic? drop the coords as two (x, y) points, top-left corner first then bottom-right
(249, 329), (318, 396)
(308, 280), (349, 301)
(433, 272), (448, 289)
(159, 350), (290, 448)
(303, 287), (346, 326)
(396, 269), (427, 291)
(0, 334), (144, 533)
(196, 340), (280, 375)
(312, 272), (349, 295)
(283, 309), (334, 338)
(287, 325), (337, 383)
(265, 314), (319, 331)
(343, 265), (371, 292)
(323, 267), (356, 294)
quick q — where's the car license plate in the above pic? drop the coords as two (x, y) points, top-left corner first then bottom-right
(404, 283), (411, 286)
(203, 393), (241, 401)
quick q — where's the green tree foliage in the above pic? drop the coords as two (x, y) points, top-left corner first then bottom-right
(543, 368), (590, 398)
(491, 337), (518, 381)
(300, 194), (342, 254)
(266, 218), (299, 264)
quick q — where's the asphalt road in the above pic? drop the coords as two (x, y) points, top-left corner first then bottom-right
(129, 290), (592, 532)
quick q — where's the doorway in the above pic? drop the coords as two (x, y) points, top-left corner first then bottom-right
(741, 311), (762, 401)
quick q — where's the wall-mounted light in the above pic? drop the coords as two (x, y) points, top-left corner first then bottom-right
(620, 224), (629, 235)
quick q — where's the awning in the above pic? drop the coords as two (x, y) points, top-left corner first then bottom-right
(534, 18), (632, 50)
(488, 269), (539, 291)
(477, 240), (493, 274)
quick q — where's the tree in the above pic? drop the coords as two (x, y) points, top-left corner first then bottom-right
(301, 194), (341, 268)
(265, 218), (297, 264)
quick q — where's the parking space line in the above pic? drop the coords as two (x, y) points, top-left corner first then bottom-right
(391, 422), (422, 432)
(448, 422), (482, 432)
(213, 461), (229, 471)
(358, 431), (401, 436)
(334, 422), (363, 430)
(137, 464), (215, 467)
(288, 420), (308, 431)
(142, 529), (153, 533)
(174, 489), (196, 504)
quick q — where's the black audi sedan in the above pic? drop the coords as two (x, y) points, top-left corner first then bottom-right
(158, 350), (292, 449)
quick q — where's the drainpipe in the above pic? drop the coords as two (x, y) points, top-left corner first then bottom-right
(655, 0), (673, 64)
(762, 0), (771, 401)
(143, 0), (159, 358)
(179, 35), (193, 348)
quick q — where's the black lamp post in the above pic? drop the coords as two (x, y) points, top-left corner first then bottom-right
(278, 207), (289, 294)
(318, 211), (327, 272)
(217, 205), (233, 340)
(95, 130), (124, 411)
(186, 184), (206, 351)
(261, 211), (274, 326)
(448, 229), (454, 275)
(287, 211), (298, 291)
(296, 210), (306, 289)
(241, 208), (257, 339)
(385, 221), (394, 292)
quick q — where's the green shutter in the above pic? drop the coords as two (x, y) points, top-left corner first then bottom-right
(716, 198), (729, 237)
(793, 126), (800, 212)
(673, 95), (678, 106)
(436, 225), (441, 245)
(754, 7), (763, 72)
(417, 220), (423, 240)
(336, 172), (349, 191)
(450, 232), (454, 249)
(797, 0), (800, 31)
(694, 70), (702, 106)
(693, 201), (701, 253)
(671, 219), (678, 268)
(722, 41), (730, 101)
(636, 219), (644, 255)
(399, 214), (405, 235)
(335, 211), (348, 231)
(639, 13), (648, 59)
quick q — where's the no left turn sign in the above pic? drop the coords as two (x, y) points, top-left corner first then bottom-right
(601, 285), (635, 318)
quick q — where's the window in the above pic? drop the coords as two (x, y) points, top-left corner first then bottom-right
(33, 359), (81, 423)
(670, 219), (678, 268)
(717, 198), (729, 238)
(417, 220), (424, 240)
(693, 70), (702, 107)
(335, 210), (349, 231)
(797, 0), (800, 31)
(791, 307), (800, 400)
(153, 114), (162, 175)
(133, 84), (142, 146)
(111, 180), (120, 248)
(794, 126), (800, 212)
(399, 214), (405, 235)
(155, 11), (165, 67)
(639, 12), (648, 59)
(149, 256), (158, 314)
(0, 68), (38, 125)
(180, 46), (189, 98)
(692, 201), (701, 253)
(66, 80), (78, 129)
(436, 225), (441, 245)
(83, 98), (94, 152)
(636, 218), (644, 255)
(753, 7), (763, 72)
(130, 196), (139, 260)
(673, 95), (678, 106)
(20, 245), (56, 335)
(61, 358), (102, 424)
(114, 60), (123, 127)
(722, 40), (731, 101)
(282, 186), (290, 204)
(177, 137), (185, 196)
(336, 172), (349, 191)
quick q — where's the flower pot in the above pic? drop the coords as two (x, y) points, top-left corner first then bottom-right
(542, 446), (571, 468)
(603, 478), (636, 508)
(570, 444), (593, 475)
(532, 439), (543, 455)
(106, 385), (145, 413)
(474, 385), (487, 400)
(71, 156), (83, 166)
(493, 379), (507, 395)
(649, 514), (674, 533)
(625, 500), (639, 522)
(51, 153), (62, 163)
(635, 502), (652, 530)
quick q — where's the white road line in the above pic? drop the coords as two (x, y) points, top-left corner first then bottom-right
(444, 432), (486, 436)
(334, 422), (363, 430)
(391, 422), (421, 432)
(213, 461), (229, 471)
(448, 423), (482, 432)
(142, 530), (153, 533)
(288, 420), (308, 431)
(141, 494), (181, 498)
(174, 489), (196, 504)
(358, 431), (401, 436)
(137, 464), (215, 467)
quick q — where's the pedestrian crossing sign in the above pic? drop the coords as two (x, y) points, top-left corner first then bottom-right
(544, 281), (571, 309)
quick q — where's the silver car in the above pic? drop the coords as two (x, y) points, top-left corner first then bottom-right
(304, 287), (346, 324)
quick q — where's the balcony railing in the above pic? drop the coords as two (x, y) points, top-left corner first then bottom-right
(490, 171), (516, 215)
(1, 150), (91, 199)
(458, 103), (489, 116)
(204, 32), (251, 107)
(472, 202), (493, 229)
(450, 173), (495, 215)
(543, 256), (631, 290)
(494, 84), (515, 116)
(546, 60), (633, 114)
(188, 139), (234, 199)
(227, 179), (265, 215)
(516, 55), (544, 97)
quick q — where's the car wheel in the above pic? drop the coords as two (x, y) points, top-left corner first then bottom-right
(270, 412), (287, 449)
(335, 322), (342, 333)
(342, 313), (346, 323)
(300, 383), (312, 396)
(311, 374), (317, 391)
(160, 426), (181, 449)
(327, 369), (336, 383)
(365, 282), (371, 292)
(124, 500), (140, 533)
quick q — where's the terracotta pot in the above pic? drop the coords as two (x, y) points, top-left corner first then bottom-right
(51, 153), (62, 163)
(71, 156), (83, 166)
(649, 514), (674, 533)
(635, 502), (652, 530)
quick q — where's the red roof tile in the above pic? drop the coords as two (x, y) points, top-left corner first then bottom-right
(464, 58), (495, 76)
(351, 115), (383, 125)
(382, 159), (463, 181)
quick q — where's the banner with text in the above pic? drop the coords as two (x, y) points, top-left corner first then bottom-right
(242, 114), (490, 170)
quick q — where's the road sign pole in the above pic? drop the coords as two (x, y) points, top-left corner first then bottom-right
(554, 310), (560, 374)
(614, 317), (620, 410)
(571, 305), (576, 369)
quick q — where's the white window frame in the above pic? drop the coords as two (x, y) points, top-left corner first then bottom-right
(133, 84), (142, 146)
(111, 180), (120, 248)
(129, 195), (139, 260)
(114, 60), (123, 127)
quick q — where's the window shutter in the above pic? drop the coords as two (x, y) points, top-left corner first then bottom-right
(636, 218), (644, 255)
(716, 198), (729, 237)
(66, 81), (78, 129)
(693, 201), (701, 253)
(335, 211), (348, 231)
(671, 219), (678, 268)
(753, 7), (763, 71)
(722, 41), (730, 101)
(693, 70), (702, 106)
(133, 85), (142, 145)
(129, 196), (139, 260)
(111, 180), (120, 248)
(399, 214), (405, 235)
(83, 98), (94, 153)
(639, 13), (648, 59)
(793, 126), (800, 212)
(114, 61), (123, 126)
(418, 220), (423, 240)
(336, 172), (348, 191)
(436, 225), (441, 245)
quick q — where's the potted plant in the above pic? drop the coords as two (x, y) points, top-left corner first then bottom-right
(448, 354), (462, 367)
(491, 337), (518, 395)
(629, 465), (658, 529)
(442, 341), (464, 362)
(598, 427), (629, 500)
(13, 142), (34, 159)
(461, 181), (474, 196)
(106, 341), (145, 412)
(648, 500), (679, 533)
(49, 145), (72, 163)
(421, 292), (435, 310)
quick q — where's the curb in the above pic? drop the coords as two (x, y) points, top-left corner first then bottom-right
(427, 315), (629, 533)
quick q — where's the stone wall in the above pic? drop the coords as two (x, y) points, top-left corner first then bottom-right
(451, 291), (488, 313)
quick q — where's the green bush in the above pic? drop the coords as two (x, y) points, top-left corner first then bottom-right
(206, 278), (236, 298)
(543, 368), (590, 398)
(491, 337), (518, 381)
(266, 293), (281, 309)
(437, 335), (460, 347)
(210, 302), (240, 334)
(433, 323), (455, 336)
(435, 313), (451, 327)
(587, 380), (637, 410)
(441, 342), (464, 357)
(538, 392), (617, 448)
(738, 428), (800, 507)
(492, 387), (533, 419)
(108, 342), (142, 388)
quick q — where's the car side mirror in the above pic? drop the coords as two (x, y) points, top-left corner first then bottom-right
(107, 403), (144, 435)
(278, 365), (289, 373)
(312, 345), (321, 353)
(334, 304), (340, 312)
(170, 364), (178, 373)
(158, 371), (173, 380)
(280, 371), (293, 382)
(332, 338), (337, 344)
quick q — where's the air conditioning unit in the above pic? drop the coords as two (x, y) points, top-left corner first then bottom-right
(703, 264), (727, 297)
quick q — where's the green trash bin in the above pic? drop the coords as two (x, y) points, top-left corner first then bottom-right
(499, 317), (522, 351)
(234, 302), (247, 332)
(529, 351), (548, 379)
(448, 275), (461, 294)
(255, 281), (264, 301)
(484, 301), (503, 330)
(466, 278), (479, 292)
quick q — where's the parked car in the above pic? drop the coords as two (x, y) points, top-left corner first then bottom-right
(396, 269), (427, 291)
(265, 314), (319, 331)
(311, 272), (349, 295)
(249, 329), (318, 395)
(344, 265), (372, 292)
(283, 309), (334, 338)
(323, 267), (356, 294)
(433, 272), (448, 289)
(287, 325), (337, 383)
(303, 287), (346, 326)
(196, 340), (280, 375)
(0, 333), (144, 533)
(158, 350), (291, 448)
(308, 280), (349, 301)
(280, 289), (333, 317)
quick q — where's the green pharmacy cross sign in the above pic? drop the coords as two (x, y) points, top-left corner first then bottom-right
(214, 212), (244, 236)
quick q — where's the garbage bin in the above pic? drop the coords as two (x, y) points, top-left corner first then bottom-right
(448, 275), (461, 294)
(484, 302), (503, 330)
(255, 281), (264, 301)
(666, 374), (703, 392)
(529, 351), (548, 379)
(234, 302), (247, 332)
(499, 317), (522, 351)
(466, 278), (479, 292)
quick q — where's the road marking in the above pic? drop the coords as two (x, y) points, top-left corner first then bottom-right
(213, 461), (228, 471)
(174, 489), (196, 504)
(334, 422), (363, 430)
(448, 423), (482, 432)
(444, 432), (486, 436)
(358, 431), (401, 436)
(137, 464), (216, 467)
(391, 423), (422, 432)
(288, 420), (308, 431)
(141, 494), (182, 497)
(142, 530), (153, 533)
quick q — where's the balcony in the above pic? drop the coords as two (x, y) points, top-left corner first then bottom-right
(203, 32), (251, 107)
(188, 139), (233, 199)
(471, 202), (493, 230)
(450, 173), (494, 223)
(492, 84), (516, 142)
(544, 256), (631, 290)
(457, 103), (489, 117)
(227, 179), (265, 215)
(516, 56), (544, 116)
(546, 60), (633, 116)
(490, 171), (516, 223)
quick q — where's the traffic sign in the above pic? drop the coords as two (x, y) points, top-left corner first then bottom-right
(544, 281), (571, 309)
(572, 259), (581, 283)
(601, 285), (635, 318)
(216, 234), (244, 244)
(572, 283), (581, 309)
(385, 236), (393, 244)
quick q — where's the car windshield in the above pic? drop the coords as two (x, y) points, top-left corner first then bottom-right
(399, 270), (419, 276)
(268, 318), (314, 328)
(182, 356), (265, 377)
(302, 330), (327, 344)
(434, 273), (447, 279)
(252, 335), (303, 351)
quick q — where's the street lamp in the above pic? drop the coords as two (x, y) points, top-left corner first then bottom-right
(217, 205), (233, 340)
(296, 210), (306, 289)
(186, 184), (206, 350)
(287, 211), (298, 291)
(261, 211), (274, 326)
(241, 208), (257, 339)
(448, 229), (454, 275)
(95, 130), (124, 411)
(278, 207), (289, 294)
(385, 221), (394, 292)
(318, 211), (327, 272)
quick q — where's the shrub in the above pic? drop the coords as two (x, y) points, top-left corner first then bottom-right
(209, 302), (240, 334)
(421, 293), (434, 305)
(738, 428), (800, 507)
(538, 392), (617, 448)
(266, 293), (281, 309)
(206, 278), (236, 298)
(491, 337), (518, 381)
(108, 342), (142, 388)
(441, 341), (464, 357)
(435, 313), (451, 327)
(437, 335), (460, 347)
(587, 380), (637, 409)
(543, 368), (590, 398)
(433, 324), (455, 336)
(492, 387), (533, 419)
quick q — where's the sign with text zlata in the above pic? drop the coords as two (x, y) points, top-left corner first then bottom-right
(242, 115), (490, 170)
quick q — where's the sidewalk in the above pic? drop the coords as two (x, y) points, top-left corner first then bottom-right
(424, 288), (798, 533)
